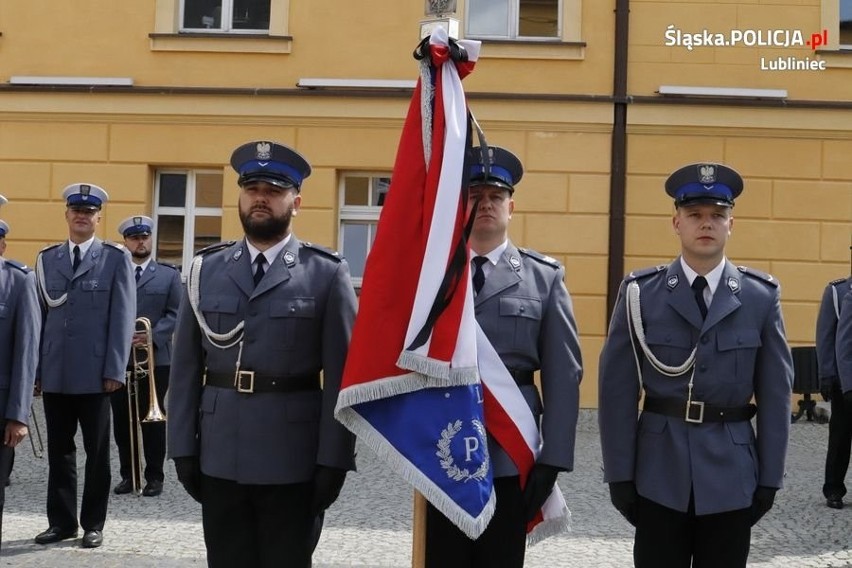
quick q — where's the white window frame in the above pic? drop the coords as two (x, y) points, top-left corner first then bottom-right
(338, 172), (389, 288)
(465, 0), (562, 41)
(180, 0), (271, 33)
(153, 169), (224, 277)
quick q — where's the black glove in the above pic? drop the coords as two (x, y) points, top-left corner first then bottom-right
(609, 481), (638, 526)
(523, 464), (561, 522)
(174, 456), (202, 503)
(750, 486), (777, 526)
(820, 378), (835, 402)
(310, 466), (347, 516)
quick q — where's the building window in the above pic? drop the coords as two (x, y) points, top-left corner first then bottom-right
(181, 0), (270, 32)
(467, 0), (559, 39)
(338, 173), (390, 287)
(842, 0), (852, 48)
(153, 170), (224, 274)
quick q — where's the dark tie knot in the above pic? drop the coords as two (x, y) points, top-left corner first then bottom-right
(472, 256), (489, 269)
(471, 256), (488, 294)
(135, 266), (143, 282)
(691, 276), (708, 292)
(253, 254), (267, 286)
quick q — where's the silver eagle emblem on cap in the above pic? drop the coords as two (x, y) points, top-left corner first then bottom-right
(698, 164), (716, 184)
(133, 216), (142, 225)
(255, 142), (272, 160)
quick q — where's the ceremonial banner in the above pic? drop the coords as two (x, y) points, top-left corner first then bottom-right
(335, 27), (569, 543)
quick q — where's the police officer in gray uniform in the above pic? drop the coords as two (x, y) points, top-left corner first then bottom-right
(839, 290), (852, 404)
(425, 146), (582, 568)
(0, 198), (41, 550)
(816, 262), (852, 510)
(110, 215), (181, 497)
(167, 141), (358, 568)
(33, 184), (136, 549)
(599, 163), (793, 568)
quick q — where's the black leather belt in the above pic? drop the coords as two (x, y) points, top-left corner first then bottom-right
(643, 396), (756, 424)
(204, 371), (320, 394)
(508, 369), (535, 386)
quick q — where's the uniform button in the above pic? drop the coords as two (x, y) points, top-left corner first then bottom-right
(701, 336), (709, 344)
(737, 337), (743, 345)
(290, 307), (296, 313)
(699, 364), (707, 372)
(665, 335), (671, 342)
(519, 306), (525, 313)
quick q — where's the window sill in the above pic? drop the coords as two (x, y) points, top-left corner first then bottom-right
(148, 33), (292, 54)
(474, 39), (585, 61)
(815, 49), (852, 68)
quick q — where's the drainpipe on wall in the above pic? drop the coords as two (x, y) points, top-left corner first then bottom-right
(606, 0), (631, 323)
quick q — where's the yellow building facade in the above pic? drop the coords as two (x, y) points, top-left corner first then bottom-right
(0, 0), (849, 407)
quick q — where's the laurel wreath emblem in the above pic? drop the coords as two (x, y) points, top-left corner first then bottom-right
(437, 419), (489, 482)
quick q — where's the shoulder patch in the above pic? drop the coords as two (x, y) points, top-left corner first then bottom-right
(196, 241), (237, 256)
(518, 247), (560, 268)
(301, 241), (343, 262)
(737, 265), (779, 287)
(4, 258), (30, 273)
(625, 264), (666, 282)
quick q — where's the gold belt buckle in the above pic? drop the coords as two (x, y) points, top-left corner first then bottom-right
(236, 370), (255, 393)
(685, 400), (705, 424)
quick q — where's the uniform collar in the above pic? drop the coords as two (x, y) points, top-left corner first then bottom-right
(134, 257), (153, 273)
(472, 239), (509, 266)
(245, 234), (292, 266)
(679, 256), (726, 297)
(68, 236), (96, 257)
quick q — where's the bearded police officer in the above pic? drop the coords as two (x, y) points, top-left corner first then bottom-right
(33, 184), (136, 549)
(167, 141), (358, 567)
(424, 146), (582, 568)
(0, 197), (41, 550)
(110, 216), (181, 497)
(598, 163), (793, 568)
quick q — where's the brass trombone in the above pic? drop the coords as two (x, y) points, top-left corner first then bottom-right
(126, 317), (166, 494)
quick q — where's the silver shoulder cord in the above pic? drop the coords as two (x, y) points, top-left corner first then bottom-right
(833, 285), (840, 319)
(187, 254), (244, 350)
(626, 280), (697, 391)
(35, 253), (66, 308)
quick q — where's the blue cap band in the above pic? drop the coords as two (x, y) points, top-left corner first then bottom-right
(239, 160), (303, 187)
(123, 225), (152, 237)
(675, 182), (733, 202)
(67, 194), (103, 208)
(470, 164), (514, 188)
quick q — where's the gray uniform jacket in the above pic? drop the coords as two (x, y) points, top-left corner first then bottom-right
(167, 237), (358, 485)
(599, 258), (793, 515)
(838, 291), (852, 394)
(0, 259), (40, 424)
(134, 262), (182, 366)
(475, 242), (582, 477)
(37, 239), (136, 393)
(816, 277), (852, 387)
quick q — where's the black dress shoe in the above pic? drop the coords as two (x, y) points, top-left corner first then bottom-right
(34, 526), (78, 545)
(142, 480), (163, 497)
(827, 496), (844, 509)
(81, 530), (103, 548)
(113, 478), (133, 495)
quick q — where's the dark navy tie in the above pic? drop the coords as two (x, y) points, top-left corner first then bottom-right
(472, 256), (488, 295)
(72, 245), (81, 272)
(135, 266), (143, 283)
(691, 276), (709, 319)
(253, 255), (266, 286)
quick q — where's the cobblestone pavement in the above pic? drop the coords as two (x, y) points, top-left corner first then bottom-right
(3, 406), (850, 567)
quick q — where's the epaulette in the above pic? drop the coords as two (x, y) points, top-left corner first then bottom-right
(39, 242), (62, 253)
(102, 241), (125, 252)
(625, 264), (666, 282)
(518, 247), (560, 268)
(4, 258), (30, 273)
(301, 241), (343, 262)
(737, 265), (778, 287)
(829, 277), (849, 287)
(157, 261), (179, 271)
(196, 241), (236, 256)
